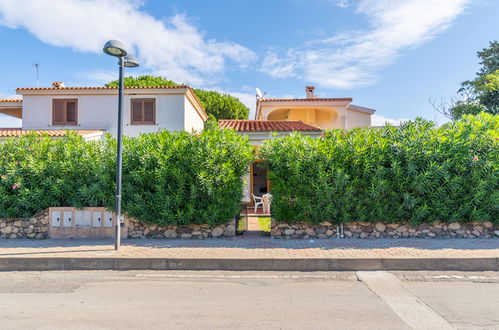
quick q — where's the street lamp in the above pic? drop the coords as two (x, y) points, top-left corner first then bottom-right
(103, 40), (140, 250)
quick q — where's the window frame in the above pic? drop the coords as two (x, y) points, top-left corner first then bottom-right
(52, 98), (78, 126)
(130, 98), (156, 125)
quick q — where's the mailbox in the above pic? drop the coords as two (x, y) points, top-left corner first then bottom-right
(92, 211), (102, 227)
(63, 211), (73, 227)
(75, 210), (91, 228)
(103, 211), (113, 228)
(51, 210), (61, 227)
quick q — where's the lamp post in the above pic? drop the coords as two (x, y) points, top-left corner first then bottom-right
(103, 40), (139, 250)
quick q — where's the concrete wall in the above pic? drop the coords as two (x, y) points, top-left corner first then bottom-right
(21, 93), (201, 137)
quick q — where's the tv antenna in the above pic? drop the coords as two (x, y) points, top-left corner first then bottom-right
(33, 62), (40, 87)
(255, 87), (266, 99)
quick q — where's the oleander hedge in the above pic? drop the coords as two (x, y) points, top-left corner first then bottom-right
(0, 128), (253, 226)
(119, 128), (253, 226)
(260, 114), (499, 225)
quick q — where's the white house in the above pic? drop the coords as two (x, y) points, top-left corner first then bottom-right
(0, 82), (207, 140)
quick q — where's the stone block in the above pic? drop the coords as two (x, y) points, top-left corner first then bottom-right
(164, 229), (177, 239)
(375, 222), (386, 232)
(211, 227), (224, 237)
(223, 225), (236, 237)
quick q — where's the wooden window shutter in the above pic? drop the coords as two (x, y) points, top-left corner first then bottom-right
(52, 99), (65, 125)
(131, 99), (142, 124)
(66, 100), (77, 124)
(143, 99), (155, 123)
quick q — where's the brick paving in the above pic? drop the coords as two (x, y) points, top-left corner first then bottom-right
(0, 236), (497, 259)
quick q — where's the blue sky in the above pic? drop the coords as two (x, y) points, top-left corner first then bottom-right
(0, 0), (498, 127)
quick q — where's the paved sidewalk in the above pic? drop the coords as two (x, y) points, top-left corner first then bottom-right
(0, 237), (497, 271)
(1, 237), (498, 259)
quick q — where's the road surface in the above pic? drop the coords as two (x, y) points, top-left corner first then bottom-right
(0, 270), (497, 329)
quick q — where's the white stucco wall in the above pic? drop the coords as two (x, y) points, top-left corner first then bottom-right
(21, 93), (202, 137)
(183, 95), (205, 132)
(346, 109), (371, 129)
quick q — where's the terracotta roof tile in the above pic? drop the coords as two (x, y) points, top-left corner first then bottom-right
(218, 120), (322, 132)
(16, 85), (189, 91)
(0, 128), (104, 138)
(0, 99), (22, 102)
(257, 97), (352, 102)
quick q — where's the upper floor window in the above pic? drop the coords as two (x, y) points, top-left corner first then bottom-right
(52, 99), (77, 125)
(131, 98), (156, 125)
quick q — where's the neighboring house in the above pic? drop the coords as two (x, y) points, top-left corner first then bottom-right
(0, 82), (207, 140)
(256, 86), (375, 130)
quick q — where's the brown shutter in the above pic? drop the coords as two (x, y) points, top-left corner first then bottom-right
(66, 100), (77, 124)
(143, 99), (155, 123)
(53, 99), (65, 125)
(131, 98), (155, 125)
(131, 99), (143, 124)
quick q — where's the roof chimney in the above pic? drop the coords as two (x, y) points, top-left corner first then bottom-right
(52, 82), (65, 88)
(305, 86), (315, 99)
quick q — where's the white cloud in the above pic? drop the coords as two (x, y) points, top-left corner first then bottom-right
(0, 0), (256, 86)
(76, 70), (121, 85)
(371, 114), (408, 126)
(262, 0), (470, 88)
(226, 91), (257, 118)
(333, 0), (350, 8)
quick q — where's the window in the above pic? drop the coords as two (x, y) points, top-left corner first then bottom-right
(52, 99), (78, 125)
(131, 98), (156, 125)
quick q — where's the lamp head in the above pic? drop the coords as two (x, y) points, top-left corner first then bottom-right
(123, 55), (140, 67)
(103, 40), (127, 57)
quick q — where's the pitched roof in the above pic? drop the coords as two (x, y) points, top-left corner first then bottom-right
(257, 97), (352, 102)
(0, 128), (104, 138)
(218, 120), (322, 132)
(16, 85), (189, 91)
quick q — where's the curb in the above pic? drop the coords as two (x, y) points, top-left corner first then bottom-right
(0, 257), (497, 271)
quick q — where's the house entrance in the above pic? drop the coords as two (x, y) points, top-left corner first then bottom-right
(244, 162), (271, 236)
(251, 162), (269, 199)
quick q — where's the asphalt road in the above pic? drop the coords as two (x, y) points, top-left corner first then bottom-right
(0, 270), (497, 329)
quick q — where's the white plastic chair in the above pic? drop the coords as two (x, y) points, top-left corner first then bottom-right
(251, 193), (264, 213)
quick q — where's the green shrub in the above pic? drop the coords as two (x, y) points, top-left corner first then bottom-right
(119, 128), (253, 226)
(0, 128), (253, 226)
(260, 114), (499, 225)
(0, 132), (113, 218)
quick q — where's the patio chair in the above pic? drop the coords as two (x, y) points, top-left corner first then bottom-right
(251, 193), (264, 213)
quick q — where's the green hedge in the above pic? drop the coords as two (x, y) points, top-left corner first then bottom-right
(260, 114), (499, 225)
(0, 133), (113, 218)
(119, 128), (253, 226)
(0, 129), (253, 226)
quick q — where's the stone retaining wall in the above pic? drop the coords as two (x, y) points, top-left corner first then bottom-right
(0, 211), (49, 239)
(128, 219), (237, 239)
(271, 221), (499, 239)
